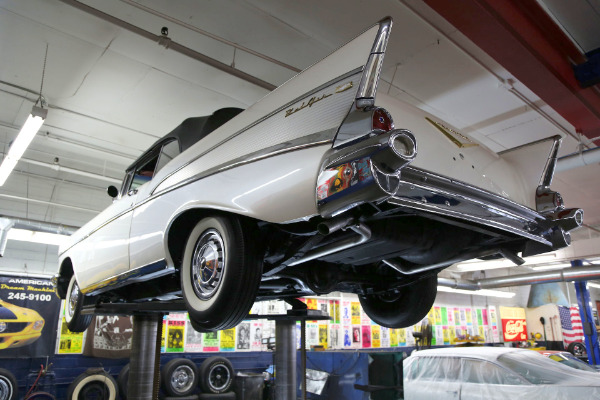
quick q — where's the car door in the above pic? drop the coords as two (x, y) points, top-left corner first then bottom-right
(459, 359), (527, 400)
(71, 174), (137, 291)
(128, 139), (180, 271)
(404, 356), (461, 399)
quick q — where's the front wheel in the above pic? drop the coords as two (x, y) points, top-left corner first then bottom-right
(359, 275), (437, 328)
(64, 275), (93, 332)
(181, 215), (262, 331)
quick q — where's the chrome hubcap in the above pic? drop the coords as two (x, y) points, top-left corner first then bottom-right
(192, 229), (225, 300)
(68, 281), (80, 318)
(171, 365), (194, 392)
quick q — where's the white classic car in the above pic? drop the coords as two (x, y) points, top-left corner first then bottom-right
(54, 17), (582, 332)
(404, 347), (600, 399)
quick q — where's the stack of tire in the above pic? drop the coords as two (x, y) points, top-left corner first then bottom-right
(118, 356), (235, 400)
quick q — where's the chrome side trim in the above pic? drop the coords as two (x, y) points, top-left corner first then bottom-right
(535, 135), (564, 213)
(355, 17), (392, 109)
(152, 130), (335, 198)
(80, 259), (171, 295)
(152, 68), (363, 196)
(539, 135), (562, 187)
(60, 133), (334, 256)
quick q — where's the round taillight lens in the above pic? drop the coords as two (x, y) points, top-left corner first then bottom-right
(372, 108), (394, 132)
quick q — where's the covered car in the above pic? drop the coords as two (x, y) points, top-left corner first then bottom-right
(404, 347), (600, 399)
(536, 350), (597, 372)
(53, 17), (582, 333)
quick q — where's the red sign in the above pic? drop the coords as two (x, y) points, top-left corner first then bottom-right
(501, 319), (527, 341)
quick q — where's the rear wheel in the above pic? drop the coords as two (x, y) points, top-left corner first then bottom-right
(359, 275), (437, 328)
(65, 275), (93, 332)
(181, 215), (262, 331)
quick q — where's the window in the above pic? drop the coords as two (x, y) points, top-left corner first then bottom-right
(461, 359), (524, 385)
(406, 357), (460, 382)
(130, 155), (159, 192)
(155, 139), (180, 174)
(125, 139), (180, 194)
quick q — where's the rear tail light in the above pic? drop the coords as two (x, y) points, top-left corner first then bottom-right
(372, 108), (394, 132)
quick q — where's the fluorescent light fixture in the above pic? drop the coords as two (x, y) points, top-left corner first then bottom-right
(456, 253), (561, 272)
(437, 285), (516, 298)
(530, 263), (574, 271)
(0, 106), (47, 186)
(7, 228), (69, 246)
(588, 282), (600, 289)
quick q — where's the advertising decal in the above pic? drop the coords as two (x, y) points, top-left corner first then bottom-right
(0, 275), (60, 358)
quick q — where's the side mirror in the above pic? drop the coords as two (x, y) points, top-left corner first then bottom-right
(107, 185), (119, 198)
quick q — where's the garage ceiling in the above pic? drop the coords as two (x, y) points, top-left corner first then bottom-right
(1, 0), (599, 277)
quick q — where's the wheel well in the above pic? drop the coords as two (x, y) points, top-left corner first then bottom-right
(167, 209), (210, 269)
(56, 258), (74, 299)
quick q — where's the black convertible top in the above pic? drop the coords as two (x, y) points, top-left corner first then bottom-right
(128, 107), (244, 171)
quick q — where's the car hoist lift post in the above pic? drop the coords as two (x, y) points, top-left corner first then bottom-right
(572, 260), (600, 366)
(84, 299), (330, 400)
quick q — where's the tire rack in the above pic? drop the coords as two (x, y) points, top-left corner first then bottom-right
(82, 300), (188, 400)
(247, 299), (331, 400)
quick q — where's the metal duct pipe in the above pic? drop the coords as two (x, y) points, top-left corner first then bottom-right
(556, 147), (600, 173)
(0, 216), (78, 257)
(0, 218), (15, 257)
(19, 158), (121, 185)
(6, 216), (79, 236)
(0, 194), (99, 214)
(59, 0), (276, 91)
(438, 265), (600, 291)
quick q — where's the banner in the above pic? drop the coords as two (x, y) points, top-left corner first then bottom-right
(166, 320), (185, 352)
(236, 322), (250, 350)
(499, 306), (527, 342)
(184, 320), (203, 352)
(57, 317), (84, 354)
(0, 275), (60, 358)
(202, 331), (219, 352)
(82, 315), (132, 358)
(220, 328), (235, 351)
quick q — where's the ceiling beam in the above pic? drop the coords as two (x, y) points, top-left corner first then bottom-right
(423, 0), (600, 144)
(58, 0), (276, 91)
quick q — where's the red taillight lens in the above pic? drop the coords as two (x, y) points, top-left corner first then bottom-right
(372, 108), (394, 132)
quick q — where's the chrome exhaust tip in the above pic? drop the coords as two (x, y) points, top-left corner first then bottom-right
(371, 129), (417, 174)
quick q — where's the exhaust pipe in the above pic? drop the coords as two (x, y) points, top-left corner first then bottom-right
(287, 218), (371, 267)
(551, 208), (584, 232)
(370, 130), (417, 174)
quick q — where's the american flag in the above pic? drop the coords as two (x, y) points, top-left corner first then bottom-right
(558, 305), (585, 347)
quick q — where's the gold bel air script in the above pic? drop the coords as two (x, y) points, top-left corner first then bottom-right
(285, 81), (354, 118)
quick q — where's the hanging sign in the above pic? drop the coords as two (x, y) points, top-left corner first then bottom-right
(499, 306), (528, 342)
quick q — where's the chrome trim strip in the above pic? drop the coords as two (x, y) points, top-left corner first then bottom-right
(60, 134), (334, 256)
(355, 17), (392, 109)
(152, 130), (335, 198)
(80, 259), (170, 295)
(153, 68), (363, 195)
(386, 166), (552, 246)
(539, 135), (562, 187)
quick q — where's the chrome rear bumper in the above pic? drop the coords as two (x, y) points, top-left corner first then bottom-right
(317, 130), (581, 249)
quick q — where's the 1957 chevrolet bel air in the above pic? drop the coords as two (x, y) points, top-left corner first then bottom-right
(54, 17), (582, 332)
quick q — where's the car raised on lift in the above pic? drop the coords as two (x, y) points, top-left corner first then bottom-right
(54, 17), (582, 332)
